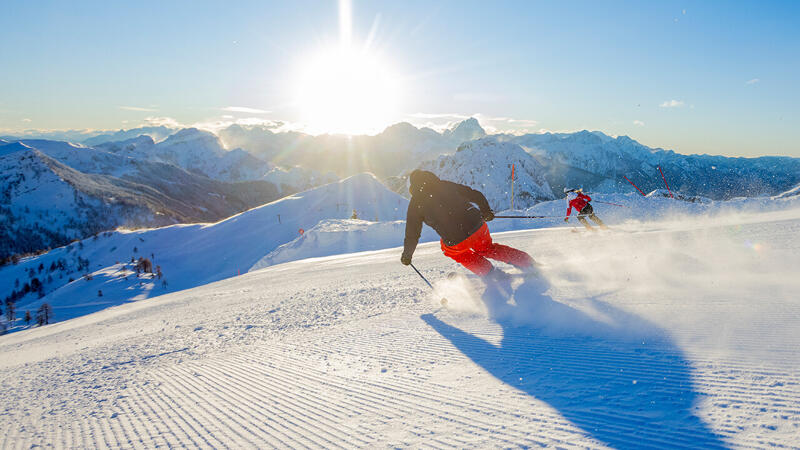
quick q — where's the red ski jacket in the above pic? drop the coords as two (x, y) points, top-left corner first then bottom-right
(566, 192), (592, 217)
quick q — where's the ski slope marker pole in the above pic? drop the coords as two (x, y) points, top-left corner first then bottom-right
(657, 166), (674, 198)
(510, 164), (515, 211)
(410, 263), (448, 305)
(623, 175), (646, 196)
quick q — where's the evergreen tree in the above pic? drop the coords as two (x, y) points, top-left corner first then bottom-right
(5, 299), (15, 322)
(136, 257), (153, 273)
(24, 311), (31, 325)
(36, 303), (52, 326)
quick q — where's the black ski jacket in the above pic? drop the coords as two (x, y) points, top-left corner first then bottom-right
(403, 171), (492, 258)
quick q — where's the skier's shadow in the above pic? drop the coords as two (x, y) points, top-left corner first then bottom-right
(421, 276), (727, 448)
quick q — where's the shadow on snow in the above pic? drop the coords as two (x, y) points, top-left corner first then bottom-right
(421, 275), (727, 449)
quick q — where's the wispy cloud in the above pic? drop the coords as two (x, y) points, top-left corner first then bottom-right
(190, 116), (300, 134)
(221, 106), (271, 114)
(746, 78), (760, 85)
(119, 105), (158, 112)
(659, 99), (685, 108)
(136, 114), (301, 134)
(143, 116), (182, 127)
(633, 120), (645, 127)
(504, 118), (539, 126)
(21, 118), (32, 123)
(408, 112), (470, 120)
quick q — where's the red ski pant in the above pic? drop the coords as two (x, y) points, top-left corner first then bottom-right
(441, 223), (533, 276)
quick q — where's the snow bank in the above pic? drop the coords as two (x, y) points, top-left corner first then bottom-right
(774, 183), (800, 199)
(251, 219), (438, 270)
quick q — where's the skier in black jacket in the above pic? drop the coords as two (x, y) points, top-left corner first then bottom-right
(401, 170), (534, 277)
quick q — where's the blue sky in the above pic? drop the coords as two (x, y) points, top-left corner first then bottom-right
(1, 0), (798, 157)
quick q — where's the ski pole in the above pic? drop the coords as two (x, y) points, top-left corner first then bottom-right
(409, 263), (434, 289)
(494, 215), (566, 219)
(410, 263), (448, 305)
(593, 200), (627, 207)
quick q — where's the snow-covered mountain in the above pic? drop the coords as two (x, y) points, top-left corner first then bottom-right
(0, 174), (408, 325)
(0, 140), (283, 259)
(94, 128), (236, 178)
(217, 119), (799, 200)
(418, 138), (555, 210)
(11, 122), (799, 201)
(149, 128), (227, 171)
(442, 117), (486, 142)
(82, 121), (800, 201)
(2, 126), (177, 147)
(1, 129), (102, 143)
(83, 125), (177, 146)
(502, 131), (800, 199)
(0, 144), (163, 260)
(95, 129), (337, 190)
(16, 139), (133, 176)
(217, 118), (487, 178)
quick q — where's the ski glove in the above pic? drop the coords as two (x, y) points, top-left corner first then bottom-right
(400, 253), (412, 265)
(563, 217), (569, 222)
(483, 210), (495, 222)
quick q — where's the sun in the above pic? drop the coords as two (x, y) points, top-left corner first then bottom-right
(294, 45), (402, 135)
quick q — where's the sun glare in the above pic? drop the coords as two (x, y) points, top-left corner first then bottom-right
(294, 45), (402, 135)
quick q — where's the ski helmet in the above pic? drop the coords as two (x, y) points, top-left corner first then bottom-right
(409, 170), (439, 195)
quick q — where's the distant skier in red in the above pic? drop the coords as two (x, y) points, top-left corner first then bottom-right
(401, 170), (534, 278)
(564, 188), (607, 230)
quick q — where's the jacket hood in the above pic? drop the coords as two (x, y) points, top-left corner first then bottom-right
(409, 170), (440, 195)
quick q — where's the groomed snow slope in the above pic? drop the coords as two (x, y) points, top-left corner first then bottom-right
(1, 208), (799, 448)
